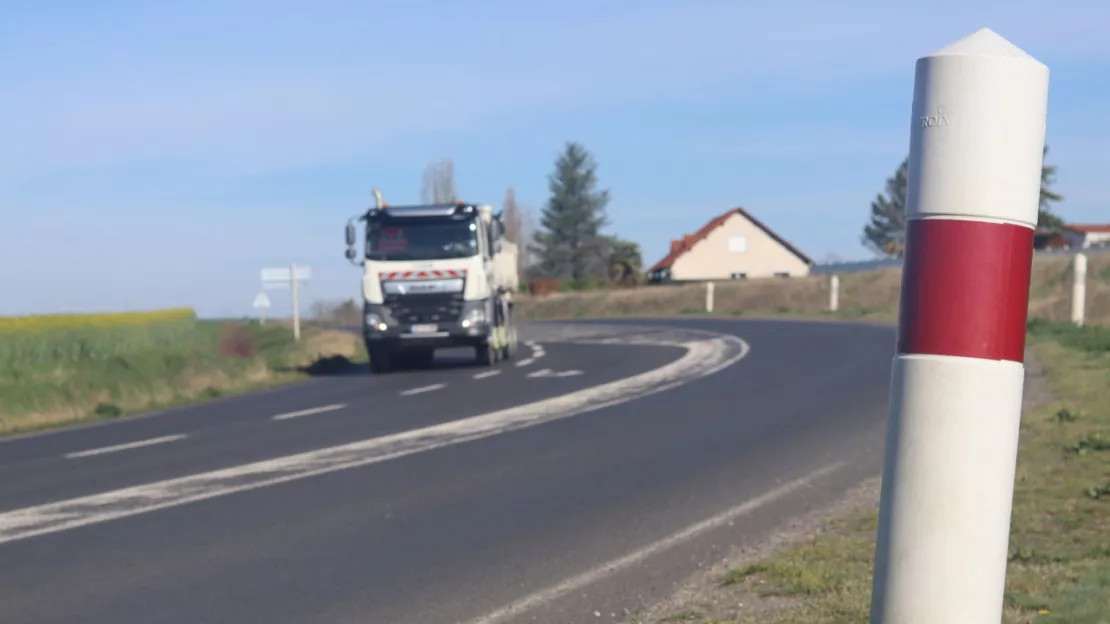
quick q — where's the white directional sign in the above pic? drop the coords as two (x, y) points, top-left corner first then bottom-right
(252, 292), (271, 309)
(261, 266), (312, 283)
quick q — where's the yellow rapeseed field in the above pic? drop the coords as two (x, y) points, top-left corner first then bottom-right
(0, 307), (196, 332)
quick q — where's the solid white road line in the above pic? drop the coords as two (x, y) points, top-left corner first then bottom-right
(473, 370), (502, 380)
(65, 434), (188, 459)
(515, 358), (535, 367)
(271, 404), (347, 421)
(401, 384), (445, 396)
(0, 329), (748, 546)
(467, 462), (845, 624)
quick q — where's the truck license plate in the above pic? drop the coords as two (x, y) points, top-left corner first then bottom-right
(410, 324), (438, 334)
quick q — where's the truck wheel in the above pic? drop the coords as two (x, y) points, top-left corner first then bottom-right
(368, 346), (393, 374)
(476, 341), (498, 367)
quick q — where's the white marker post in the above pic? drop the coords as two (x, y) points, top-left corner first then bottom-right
(869, 28), (1049, 624)
(252, 291), (271, 326)
(706, 282), (715, 313)
(290, 263), (301, 341)
(1072, 253), (1087, 326)
(829, 274), (840, 313)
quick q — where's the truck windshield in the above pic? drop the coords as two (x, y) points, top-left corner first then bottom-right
(366, 217), (479, 261)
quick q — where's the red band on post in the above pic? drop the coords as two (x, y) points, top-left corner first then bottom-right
(897, 219), (1034, 362)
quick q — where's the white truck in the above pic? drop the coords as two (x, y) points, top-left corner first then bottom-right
(344, 189), (520, 374)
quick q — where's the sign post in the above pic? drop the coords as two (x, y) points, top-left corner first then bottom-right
(261, 265), (312, 341)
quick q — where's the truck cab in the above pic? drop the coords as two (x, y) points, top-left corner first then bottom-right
(345, 193), (518, 374)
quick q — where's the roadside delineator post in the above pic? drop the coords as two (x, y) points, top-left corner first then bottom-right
(829, 274), (840, 313)
(868, 28), (1049, 624)
(1072, 253), (1087, 326)
(706, 281), (715, 313)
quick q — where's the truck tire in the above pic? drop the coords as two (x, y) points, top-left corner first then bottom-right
(368, 345), (394, 374)
(476, 341), (498, 367)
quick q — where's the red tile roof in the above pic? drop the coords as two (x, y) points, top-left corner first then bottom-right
(648, 207), (812, 273)
(1064, 224), (1110, 234)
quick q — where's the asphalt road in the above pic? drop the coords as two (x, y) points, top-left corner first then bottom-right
(0, 318), (896, 624)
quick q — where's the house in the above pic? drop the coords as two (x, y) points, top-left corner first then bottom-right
(647, 207), (812, 282)
(1061, 224), (1110, 249)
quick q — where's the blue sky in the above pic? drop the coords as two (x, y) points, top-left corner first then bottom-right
(2, 0), (1108, 318)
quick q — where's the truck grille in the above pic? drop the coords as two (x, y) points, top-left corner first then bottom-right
(383, 292), (464, 324)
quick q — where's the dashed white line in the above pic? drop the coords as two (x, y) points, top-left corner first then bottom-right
(401, 384), (445, 396)
(473, 370), (502, 379)
(272, 404), (347, 421)
(515, 358), (535, 367)
(65, 434), (188, 459)
(554, 370), (583, 377)
(526, 368), (553, 378)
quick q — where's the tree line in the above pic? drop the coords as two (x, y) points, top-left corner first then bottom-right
(418, 143), (644, 285)
(862, 146), (1065, 256)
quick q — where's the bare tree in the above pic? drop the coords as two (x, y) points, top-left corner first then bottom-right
(502, 187), (536, 279)
(503, 186), (523, 244)
(420, 157), (458, 204)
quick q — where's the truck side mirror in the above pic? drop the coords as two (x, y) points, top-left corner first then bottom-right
(345, 223), (356, 246)
(345, 248), (357, 261)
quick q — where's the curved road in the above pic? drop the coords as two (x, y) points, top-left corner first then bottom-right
(0, 318), (895, 624)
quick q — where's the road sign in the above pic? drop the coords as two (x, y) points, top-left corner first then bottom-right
(261, 266), (312, 283)
(253, 292), (271, 309)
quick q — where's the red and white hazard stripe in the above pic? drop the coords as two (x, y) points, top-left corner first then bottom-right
(869, 29), (1050, 624)
(378, 269), (468, 281)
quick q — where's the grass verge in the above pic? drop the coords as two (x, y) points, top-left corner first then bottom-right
(0, 311), (365, 437)
(517, 253), (1110, 324)
(636, 320), (1110, 624)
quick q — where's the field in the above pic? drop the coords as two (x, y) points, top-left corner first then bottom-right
(517, 253), (1110, 324)
(0, 308), (364, 436)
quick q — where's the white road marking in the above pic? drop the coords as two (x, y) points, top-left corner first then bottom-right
(524, 341), (536, 348)
(515, 358), (535, 367)
(0, 328), (748, 546)
(473, 370), (502, 380)
(467, 462), (845, 624)
(271, 403), (347, 421)
(526, 368), (553, 378)
(400, 384), (445, 396)
(64, 434), (188, 459)
(554, 370), (583, 377)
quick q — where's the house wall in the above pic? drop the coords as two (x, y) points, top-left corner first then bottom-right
(1063, 230), (1110, 248)
(670, 213), (810, 280)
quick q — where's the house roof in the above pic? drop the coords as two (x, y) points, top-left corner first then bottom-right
(648, 207), (813, 273)
(1064, 224), (1110, 234)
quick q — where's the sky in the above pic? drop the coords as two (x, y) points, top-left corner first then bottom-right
(2, 0), (1108, 318)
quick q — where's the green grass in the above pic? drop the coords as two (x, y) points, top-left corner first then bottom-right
(0, 318), (363, 436)
(634, 320), (1110, 623)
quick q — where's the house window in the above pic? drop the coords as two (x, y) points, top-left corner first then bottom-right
(730, 271), (748, 280)
(728, 236), (747, 253)
(774, 271), (790, 278)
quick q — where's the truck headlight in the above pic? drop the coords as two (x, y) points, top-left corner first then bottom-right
(461, 301), (487, 327)
(365, 311), (388, 331)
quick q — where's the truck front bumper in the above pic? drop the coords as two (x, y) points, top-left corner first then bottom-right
(363, 320), (492, 350)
